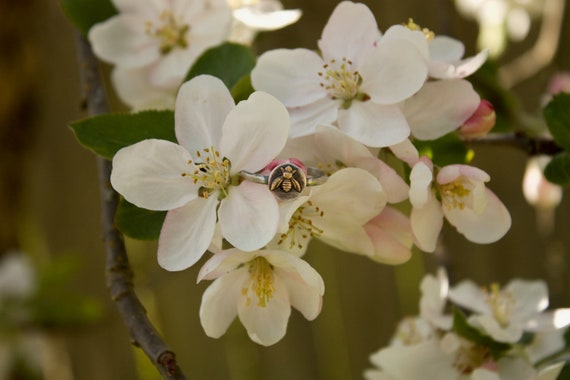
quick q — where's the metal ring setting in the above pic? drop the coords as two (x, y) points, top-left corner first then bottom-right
(240, 163), (327, 201)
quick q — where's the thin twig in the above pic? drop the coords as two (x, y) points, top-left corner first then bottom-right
(74, 33), (187, 380)
(464, 133), (563, 156)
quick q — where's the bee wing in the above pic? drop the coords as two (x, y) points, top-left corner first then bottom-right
(291, 178), (302, 192)
(270, 177), (284, 191)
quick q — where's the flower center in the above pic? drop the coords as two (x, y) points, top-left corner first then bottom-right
(278, 201), (325, 250)
(318, 58), (367, 109)
(146, 10), (190, 55)
(452, 341), (490, 375)
(181, 146), (231, 199)
(395, 318), (431, 346)
(484, 283), (514, 327)
(439, 179), (472, 210)
(405, 18), (435, 41)
(242, 257), (275, 308)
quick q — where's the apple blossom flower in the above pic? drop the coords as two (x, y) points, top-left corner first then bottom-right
(251, 1), (428, 147)
(111, 75), (290, 271)
(197, 248), (324, 346)
(269, 167), (391, 262)
(409, 157), (511, 252)
(227, 0), (302, 45)
(419, 268), (453, 330)
(448, 279), (550, 343)
(88, 0), (232, 110)
(523, 155), (562, 211)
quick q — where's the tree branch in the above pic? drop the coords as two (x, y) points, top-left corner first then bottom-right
(464, 133), (563, 156)
(74, 33), (187, 380)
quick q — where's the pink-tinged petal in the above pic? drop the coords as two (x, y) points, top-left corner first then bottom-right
(158, 195), (218, 271)
(218, 182), (279, 251)
(175, 75), (235, 154)
(506, 280), (549, 322)
(444, 188), (511, 244)
(429, 36), (465, 63)
(111, 67), (176, 111)
(389, 139), (420, 167)
(382, 25), (430, 61)
(409, 159), (433, 208)
(251, 49), (326, 107)
(111, 139), (198, 210)
(318, 1), (379, 64)
(359, 38), (427, 104)
(275, 268), (323, 320)
(365, 207), (413, 264)
(199, 268), (246, 338)
(410, 191), (443, 252)
(289, 98), (340, 138)
(88, 16), (158, 67)
(220, 92), (289, 173)
(338, 102), (410, 147)
(405, 79), (480, 140)
(198, 249), (258, 282)
(238, 275), (291, 346)
(359, 157), (409, 203)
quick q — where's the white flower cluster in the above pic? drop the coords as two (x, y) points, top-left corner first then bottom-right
(365, 270), (570, 380)
(104, 1), (512, 345)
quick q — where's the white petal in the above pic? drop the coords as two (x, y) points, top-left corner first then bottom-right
(431, 49), (489, 79)
(234, 7), (302, 31)
(220, 92), (290, 173)
(410, 191), (443, 252)
(198, 249), (258, 282)
(148, 49), (193, 89)
(289, 98), (340, 138)
(443, 188), (511, 244)
(405, 79), (480, 140)
(276, 267), (323, 320)
(389, 139), (420, 167)
(471, 368), (501, 380)
(111, 66), (176, 111)
(429, 36), (465, 62)
(111, 139), (198, 210)
(218, 182), (279, 251)
(536, 362), (565, 380)
(318, 1), (379, 65)
(251, 48), (326, 107)
(496, 357), (538, 379)
(175, 75), (235, 155)
(448, 280), (491, 314)
(506, 280), (549, 322)
(199, 268), (245, 338)
(409, 160), (433, 208)
(359, 38), (427, 104)
(337, 102), (410, 147)
(365, 212), (413, 265)
(157, 195), (218, 271)
(382, 25), (430, 61)
(238, 275), (291, 346)
(88, 16), (158, 67)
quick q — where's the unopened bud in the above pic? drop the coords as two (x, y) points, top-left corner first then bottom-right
(459, 99), (496, 138)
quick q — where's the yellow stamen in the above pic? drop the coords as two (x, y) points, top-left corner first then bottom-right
(146, 10), (190, 55)
(405, 18), (435, 41)
(242, 257), (275, 308)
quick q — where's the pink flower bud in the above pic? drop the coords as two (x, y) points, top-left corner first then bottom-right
(547, 71), (570, 95)
(458, 99), (496, 138)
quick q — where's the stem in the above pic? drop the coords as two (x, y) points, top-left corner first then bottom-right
(464, 133), (563, 156)
(74, 33), (186, 380)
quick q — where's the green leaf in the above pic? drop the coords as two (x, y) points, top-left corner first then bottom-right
(413, 133), (473, 167)
(70, 110), (176, 160)
(544, 93), (570, 149)
(115, 198), (166, 240)
(452, 308), (512, 357)
(185, 43), (256, 89)
(60, 0), (117, 37)
(231, 74), (255, 103)
(544, 152), (570, 186)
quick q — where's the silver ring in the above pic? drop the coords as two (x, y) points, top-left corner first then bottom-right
(240, 162), (327, 200)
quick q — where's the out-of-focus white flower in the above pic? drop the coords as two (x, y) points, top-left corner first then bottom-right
(88, 0), (232, 110)
(523, 156), (562, 211)
(0, 252), (36, 303)
(419, 268), (453, 329)
(448, 279), (550, 343)
(409, 157), (511, 252)
(111, 75), (290, 270)
(198, 248), (324, 346)
(251, 1), (428, 147)
(228, 0), (301, 45)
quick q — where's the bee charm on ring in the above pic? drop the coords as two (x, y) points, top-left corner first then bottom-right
(268, 163), (307, 200)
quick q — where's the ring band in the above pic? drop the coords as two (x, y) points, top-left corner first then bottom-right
(240, 162), (327, 200)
